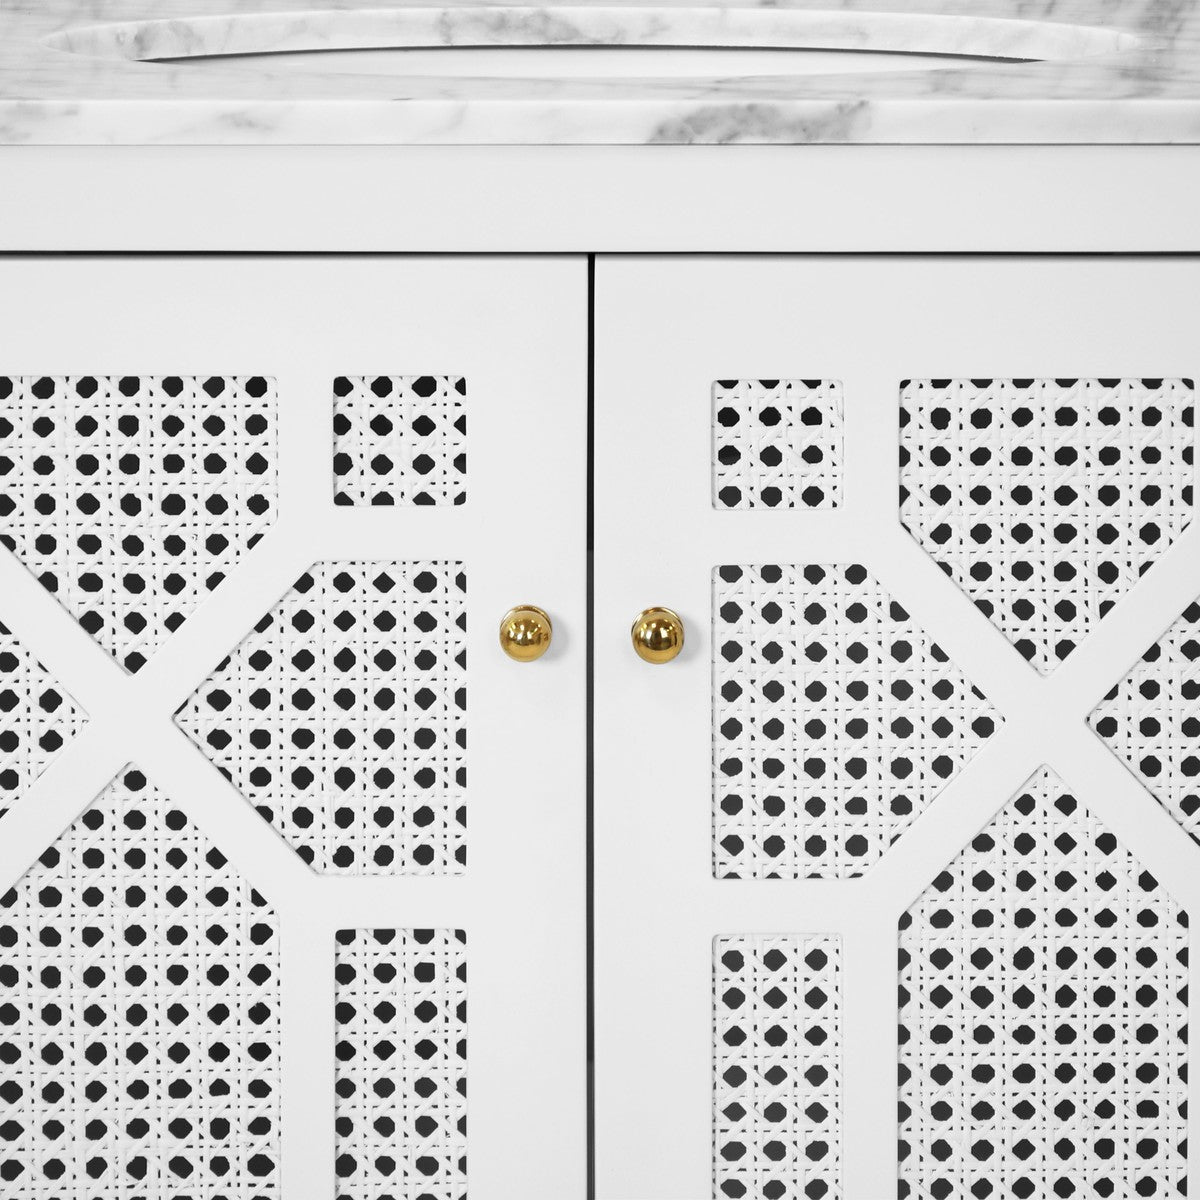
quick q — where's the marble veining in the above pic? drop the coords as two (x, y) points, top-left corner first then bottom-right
(1, 0), (1198, 144)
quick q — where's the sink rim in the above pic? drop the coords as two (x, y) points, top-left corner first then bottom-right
(43, 5), (1143, 71)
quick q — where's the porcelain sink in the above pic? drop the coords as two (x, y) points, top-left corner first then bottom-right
(45, 5), (1138, 82)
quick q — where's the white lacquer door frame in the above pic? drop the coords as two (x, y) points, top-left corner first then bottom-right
(0, 254), (589, 1200)
(593, 254), (1200, 1200)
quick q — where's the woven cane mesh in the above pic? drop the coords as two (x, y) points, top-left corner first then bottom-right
(0, 375), (277, 673)
(898, 767), (1188, 1199)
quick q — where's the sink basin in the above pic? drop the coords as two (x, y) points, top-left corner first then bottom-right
(46, 5), (1139, 82)
(150, 47), (1038, 81)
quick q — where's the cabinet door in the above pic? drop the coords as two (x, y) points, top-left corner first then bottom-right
(0, 256), (588, 1200)
(594, 256), (1200, 1199)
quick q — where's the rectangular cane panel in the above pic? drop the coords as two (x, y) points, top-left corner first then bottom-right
(714, 935), (842, 1200)
(334, 929), (468, 1200)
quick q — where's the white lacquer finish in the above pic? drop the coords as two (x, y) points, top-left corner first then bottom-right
(593, 255), (1200, 1199)
(2, 0), (1200, 144)
(0, 255), (589, 1200)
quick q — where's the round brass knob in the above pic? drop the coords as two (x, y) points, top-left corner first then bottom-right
(499, 605), (553, 663)
(631, 607), (684, 664)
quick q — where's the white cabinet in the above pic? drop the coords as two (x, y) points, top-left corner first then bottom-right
(0, 256), (588, 1200)
(2, 251), (1200, 1199)
(594, 256), (1200, 1200)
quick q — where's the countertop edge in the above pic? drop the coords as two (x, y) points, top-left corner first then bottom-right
(6, 95), (1200, 146)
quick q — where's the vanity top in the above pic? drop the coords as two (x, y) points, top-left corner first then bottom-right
(2, 0), (1200, 146)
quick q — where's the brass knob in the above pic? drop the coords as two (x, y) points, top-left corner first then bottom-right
(499, 605), (553, 662)
(631, 607), (684, 664)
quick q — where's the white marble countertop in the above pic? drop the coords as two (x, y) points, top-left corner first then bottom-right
(2, 0), (1199, 145)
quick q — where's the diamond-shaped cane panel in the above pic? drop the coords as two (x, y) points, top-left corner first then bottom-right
(0, 621), (86, 822)
(900, 378), (1194, 675)
(1091, 595), (1200, 846)
(176, 561), (467, 875)
(0, 375), (278, 673)
(714, 563), (1000, 879)
(898, 766), (1188, 1199)
(0, 766), (281, 1198)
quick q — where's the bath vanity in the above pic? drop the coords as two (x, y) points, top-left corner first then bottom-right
(3, 3), (1200, 1199)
